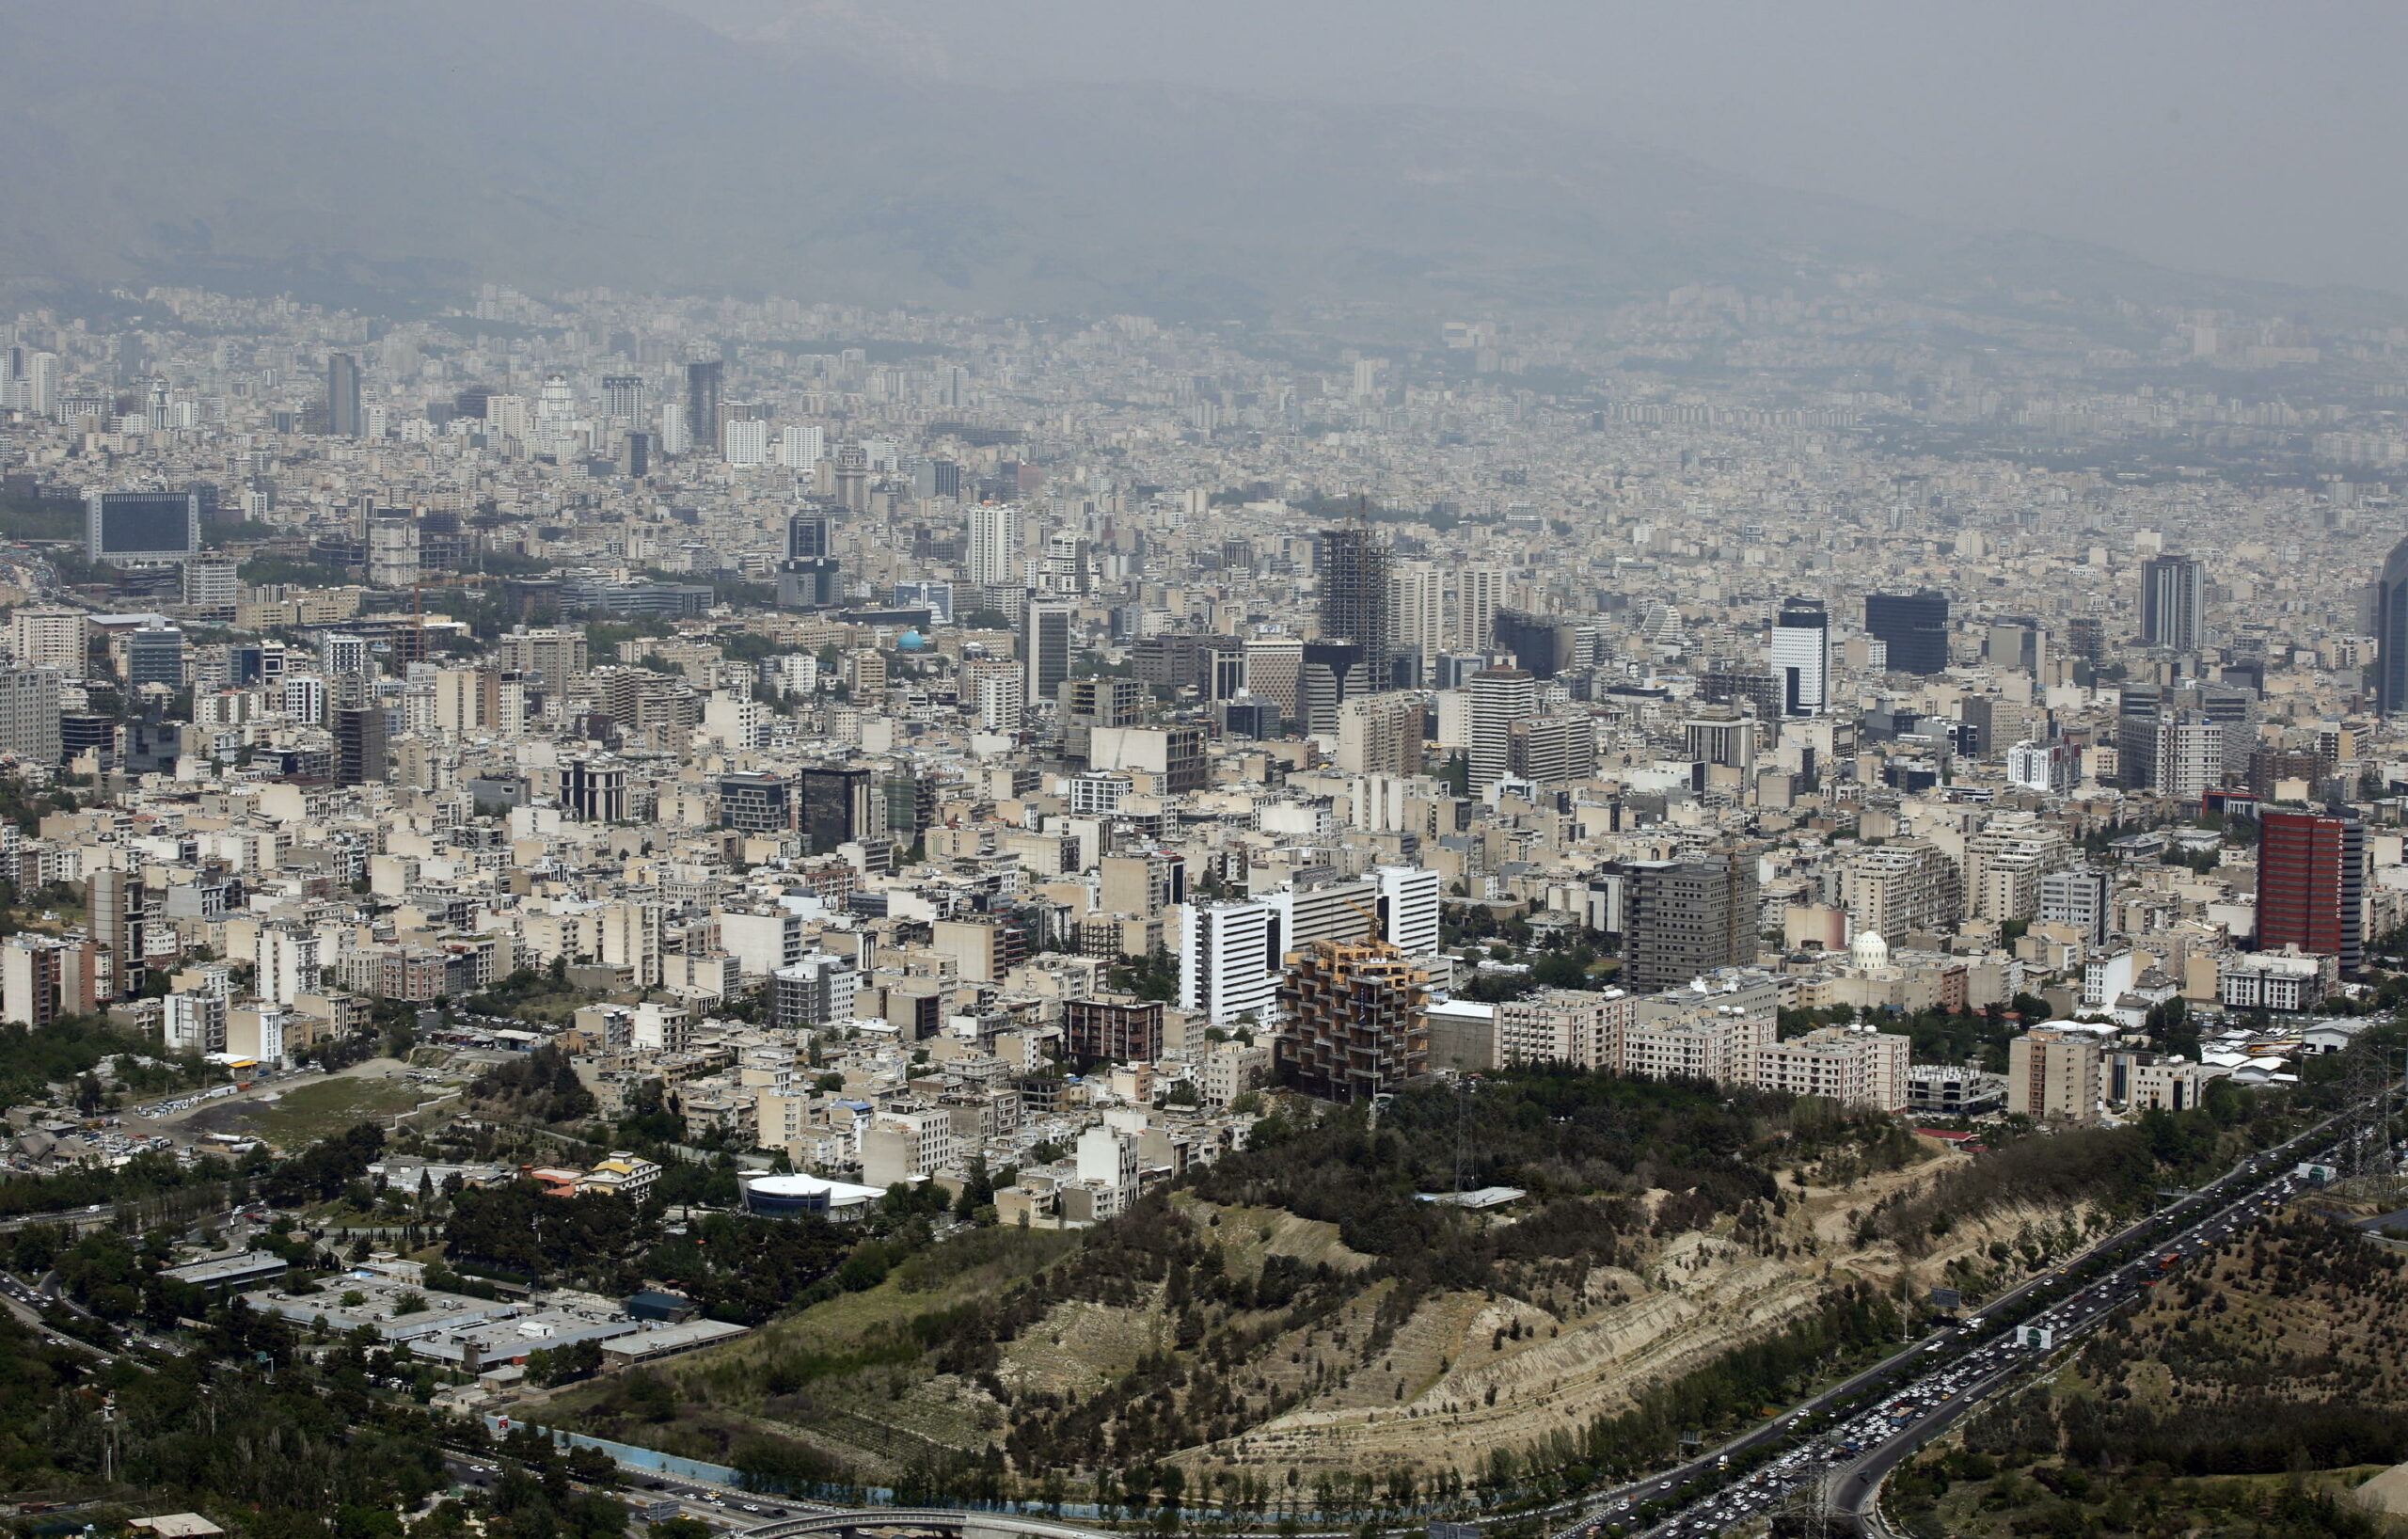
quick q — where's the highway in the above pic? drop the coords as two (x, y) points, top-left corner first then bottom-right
(441, 1449), (823, 1530)
(1543, 1108), (2354, 1538)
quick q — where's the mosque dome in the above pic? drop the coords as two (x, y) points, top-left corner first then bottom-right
(1850, 929), (1890, 970)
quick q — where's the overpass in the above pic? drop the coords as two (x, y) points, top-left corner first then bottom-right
(745, 1510), (1111, 1539)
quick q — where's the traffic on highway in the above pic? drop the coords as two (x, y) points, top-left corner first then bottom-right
(1549, 1110), (2355, 1538)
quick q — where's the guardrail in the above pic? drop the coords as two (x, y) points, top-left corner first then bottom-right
(743, 1510), (1116, 1539)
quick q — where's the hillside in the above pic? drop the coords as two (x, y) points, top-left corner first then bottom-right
(527, 1076), (2291, 1512)
(2, 1), (2399, 327)
(1891, 1210), (2408, 1538)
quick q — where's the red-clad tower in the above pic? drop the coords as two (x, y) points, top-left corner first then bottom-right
(2257, 807), (2365, 976)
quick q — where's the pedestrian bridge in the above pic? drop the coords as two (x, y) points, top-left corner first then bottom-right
(745, 1511), (1109, 1539)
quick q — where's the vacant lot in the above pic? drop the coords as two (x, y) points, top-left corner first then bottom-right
(239, 1075), (428, 1149)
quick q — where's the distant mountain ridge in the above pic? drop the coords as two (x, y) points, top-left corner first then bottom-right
(0, 0), (2395, 327)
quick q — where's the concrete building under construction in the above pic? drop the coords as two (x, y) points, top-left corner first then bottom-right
(1275, 937), (1430, 1103)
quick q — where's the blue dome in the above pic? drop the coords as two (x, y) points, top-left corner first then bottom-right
(896, 630), (929, 650)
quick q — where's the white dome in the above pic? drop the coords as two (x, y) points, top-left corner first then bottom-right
(1851, 929), (1890, 969)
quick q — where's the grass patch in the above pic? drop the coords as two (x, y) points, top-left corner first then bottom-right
(241, 1075), (425, 1148)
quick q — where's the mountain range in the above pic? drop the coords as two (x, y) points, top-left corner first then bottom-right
(0, 0), (2395, 328)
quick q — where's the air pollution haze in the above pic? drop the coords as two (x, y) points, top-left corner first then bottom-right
(2, 0), (2400, 318)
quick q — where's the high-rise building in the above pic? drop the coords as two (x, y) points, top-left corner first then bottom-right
(1335, 692), (1424, 775)
(967, 502), (1022, 588)
(1044, 530), (1093, 595)
(1840, 840), (1963, 940)
(1022, 600), (1074, 708)
(974, 670), (1026, 734)
(86, 489), (201, 564)
(1467, 666), (1535, 793)
(601, 374), (645, 420)
(87, 870), (144, 1000)
(257, 926), (321, 1006)
(782, 423), (826, 470)
(10, 609), (85, 674)
(1613, 857), (1760, 992)
(2258, 807), (2367, 977)
(2376, 533), (2408, 716)
(1513, 714), (1596, 784)
(2140, 553), (2206, 651)
(2116, 706), (2222, 798)
(0, 668), (62, 764)
(1298, 642), (1366, 736)
(1275, 938), (1429, 1103)
(719, 770), (794, 834)
(1863, 592), (1949, 675)
(1984, 617), (2047, 675)
(2006, 1027), (2105, 1122)
(685, 360), (724, 455)
(334, 706), (388, 786)
(798, 765), (874, 854)
(787, 512), (831, 561)
(657, 399), (690, 456)
(325, 352), (363, 438)
(3, 935), (100, 1028)
(1493, 610), (1580, 678)
(722, 417), (769, 467)
(1180, 899), (1281, 1025)
(1244, 636), (1303, 724)
(1451, 566), (1505, 653)
(1317, 525), (1390, 662)
(1063, 997), (1165, 1063)
(2039, 866), (2113, 946)
(124, 627), (185, 690)
(1388, 562), (1444, 668)
(1770, 598), (1830, 716)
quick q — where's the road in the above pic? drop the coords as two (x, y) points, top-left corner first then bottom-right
(1821, 1161), (2309, 1533)
(440, 1450), (819, 1531)
(1542, 1109), (2354, 1538)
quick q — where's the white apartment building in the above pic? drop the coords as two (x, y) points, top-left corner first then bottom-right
(1495, 987), (1633, 1071)
(718, 909), (805, 979)
(1747, 1025), (1910, 1112)
(9, 608), (85, 674)
(861, 1108), (958, 1188)
(257, 926), (320, 1006)
(1180, 899), (1280, 1025)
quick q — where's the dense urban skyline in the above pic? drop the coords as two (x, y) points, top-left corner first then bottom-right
(0, 9), (2403, 1539)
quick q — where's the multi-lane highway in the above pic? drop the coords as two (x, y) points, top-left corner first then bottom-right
(1545, 1109), (2355, 1538)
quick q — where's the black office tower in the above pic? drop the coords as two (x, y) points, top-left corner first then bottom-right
(686, 360), (725, 455)
(334, 706), (388, 786)
(1493, 609), (1579, 678)
(1863, 592), (1949, 675)
(2379, 533), (2408, 716)
(1317, 526), (1390, 661)
(800, 765), (873, 854)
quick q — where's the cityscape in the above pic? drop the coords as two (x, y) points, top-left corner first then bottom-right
(3, 8), (2408, 1539)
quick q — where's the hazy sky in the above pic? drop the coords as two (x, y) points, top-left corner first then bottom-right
(679, 0), (2408, 296)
